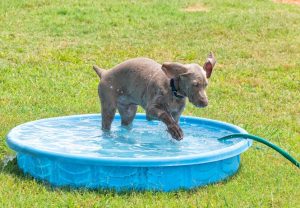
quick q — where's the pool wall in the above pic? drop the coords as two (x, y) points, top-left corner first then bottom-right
(17, 152), (240, 191)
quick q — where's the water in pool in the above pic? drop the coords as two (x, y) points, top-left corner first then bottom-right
(9, 115), (241, 158)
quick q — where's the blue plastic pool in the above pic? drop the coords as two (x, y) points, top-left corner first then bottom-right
(6, 114), (252, 191)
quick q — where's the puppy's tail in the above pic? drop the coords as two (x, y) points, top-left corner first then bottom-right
(93, 65), (105, 78)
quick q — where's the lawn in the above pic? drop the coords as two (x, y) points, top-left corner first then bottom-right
(0, 0), (299, 207)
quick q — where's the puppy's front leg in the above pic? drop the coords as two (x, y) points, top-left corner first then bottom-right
(147, 107), (183, 140)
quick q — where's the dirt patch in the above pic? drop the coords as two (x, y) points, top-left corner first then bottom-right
(181, 3), (209, 12)
(273, 0), (300, 6)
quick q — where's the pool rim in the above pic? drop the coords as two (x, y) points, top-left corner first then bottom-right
(6, 114), (252, 167)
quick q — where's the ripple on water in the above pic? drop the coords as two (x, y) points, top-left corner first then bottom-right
(9, 116), (242, 158)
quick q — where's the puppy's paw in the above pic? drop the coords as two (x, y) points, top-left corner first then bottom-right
(167, 123), (184, 140)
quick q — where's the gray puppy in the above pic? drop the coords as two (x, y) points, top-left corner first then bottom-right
(93, 52), (216, 140)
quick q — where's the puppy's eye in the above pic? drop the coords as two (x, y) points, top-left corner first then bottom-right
(193, 82), (200, 87)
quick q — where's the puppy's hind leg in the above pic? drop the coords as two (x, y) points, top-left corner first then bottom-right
(98, 81), (117, 130)
(98, 86), (116, 131)
(117, 103), (137, 126)
(101, 99), (117, 131)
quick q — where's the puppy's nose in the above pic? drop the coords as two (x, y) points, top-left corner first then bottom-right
(198, 98), (208, 107)
(201, 100), (208, 107)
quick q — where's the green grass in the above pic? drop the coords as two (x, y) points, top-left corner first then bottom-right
(0, 0), (299, 207)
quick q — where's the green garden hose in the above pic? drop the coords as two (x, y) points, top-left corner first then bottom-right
(218, 133), (300, 169)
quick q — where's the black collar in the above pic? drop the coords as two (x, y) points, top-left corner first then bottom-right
(170, 78), (185, 99)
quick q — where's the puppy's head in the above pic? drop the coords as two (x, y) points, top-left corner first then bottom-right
(162, 52), (216, 108)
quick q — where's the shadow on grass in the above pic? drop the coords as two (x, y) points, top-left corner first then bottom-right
(0, 155), (242, 196)
(1, 156), (32, 182)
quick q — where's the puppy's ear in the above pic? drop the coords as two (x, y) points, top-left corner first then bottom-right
(161, 62), (188, 78)
(203, 52), (216, 78)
